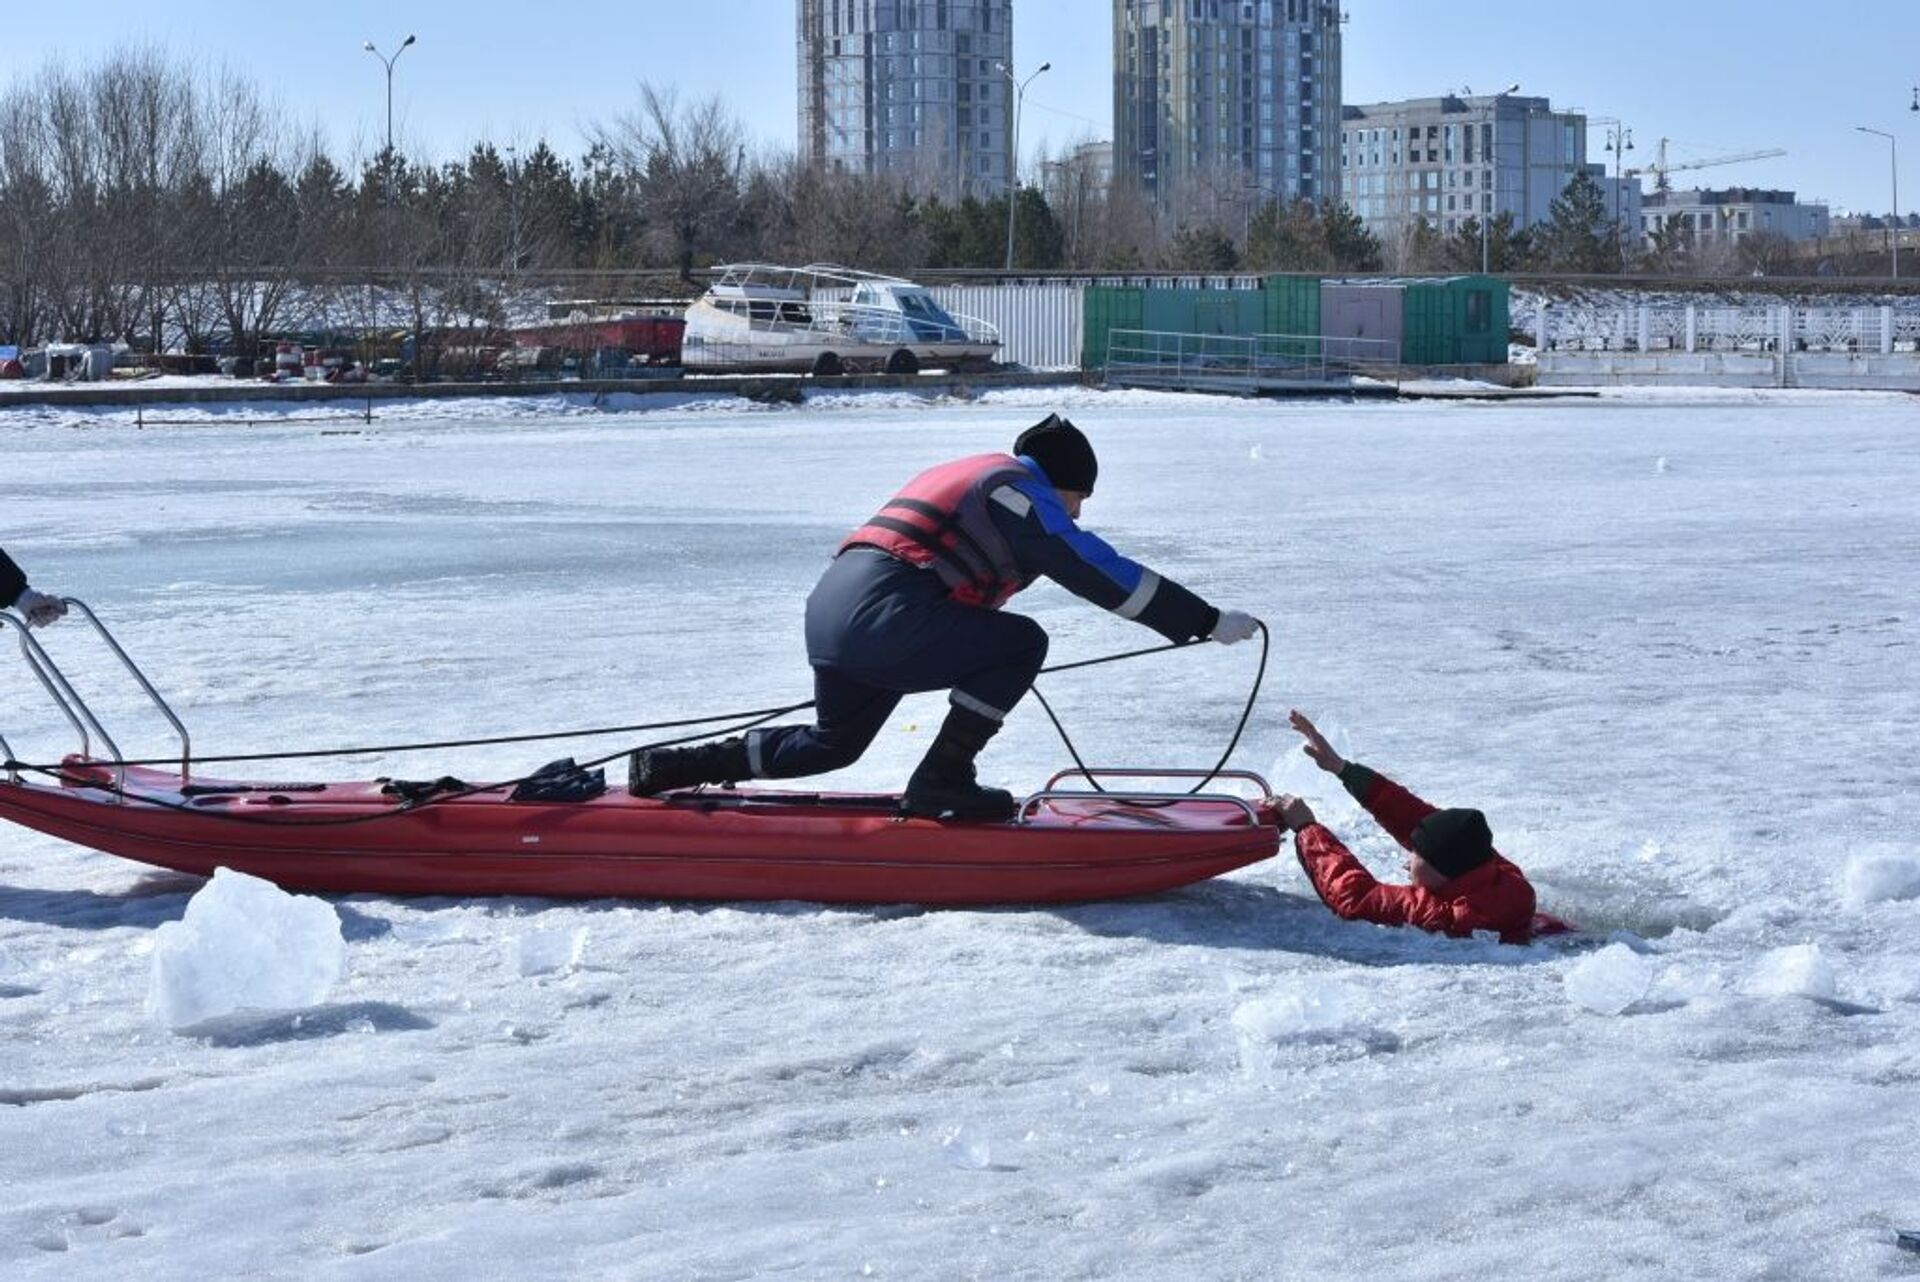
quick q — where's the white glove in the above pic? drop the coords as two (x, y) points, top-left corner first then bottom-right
(1211, 609), (1259, 646)
(12, 587), (67, 629)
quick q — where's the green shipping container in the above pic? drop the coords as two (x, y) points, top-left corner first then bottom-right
(1399, 276), (1509, 365)
(1261, 274), (1322, 338)
(1082, 286), (1145, 370)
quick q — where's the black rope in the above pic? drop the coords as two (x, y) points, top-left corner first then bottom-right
(7, 704), (802, 830)
(1030, 621), (1268, 797)
(1, 631), (1265, 827)
(2, 640), (1194, 772)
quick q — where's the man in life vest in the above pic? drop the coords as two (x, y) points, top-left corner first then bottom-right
(1, 549), (67, 628)
(1276, 710), (1542, 944)
(629, 415), (1260, 821)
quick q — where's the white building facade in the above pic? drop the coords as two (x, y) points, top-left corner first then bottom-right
(1113, 0), (1343, 209)
(798, 0), (1015, 199)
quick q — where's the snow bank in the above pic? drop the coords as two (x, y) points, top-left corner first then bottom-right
(145, 868), (346, 1029)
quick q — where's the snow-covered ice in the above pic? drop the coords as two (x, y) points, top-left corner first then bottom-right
(3, 384), (1918, 1278)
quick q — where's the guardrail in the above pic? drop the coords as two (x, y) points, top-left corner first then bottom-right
(1104, 329), (1402, 392)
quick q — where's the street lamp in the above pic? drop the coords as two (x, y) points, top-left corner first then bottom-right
(504, 143), (520, 277)
(1480, 83), (1519, 274)
(1604, 121), (1635, 264)
(363, 33), (417, 255)
(1856, 126), (1900, 280)
(996, 59), (1050, 271)
(1243, 181), (1280, 254)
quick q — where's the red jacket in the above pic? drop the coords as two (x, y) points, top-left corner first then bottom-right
(1294, 764), (1539, 945)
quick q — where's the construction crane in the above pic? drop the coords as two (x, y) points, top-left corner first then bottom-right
(1625, 138), (1788, 192)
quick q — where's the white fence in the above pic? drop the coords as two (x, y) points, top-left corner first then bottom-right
(1536, 302), (1920, 356)
(1534, 300), (1920, 389)
(929, 284), (1082, 371)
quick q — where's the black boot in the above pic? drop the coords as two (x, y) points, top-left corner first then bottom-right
(902, 707), (1016, 822)
(628, 736), (752, 796)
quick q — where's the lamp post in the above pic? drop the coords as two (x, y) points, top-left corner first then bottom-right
(363, 34), (416, 261)
(1243, 181), (1279, 256)
(504, 143), (520, 277)
(1604, 121), (1634, 265)
(1856, 126), (1900, 280)
(996, 59), (1050, 271)
(1480, 83), (1519, 274)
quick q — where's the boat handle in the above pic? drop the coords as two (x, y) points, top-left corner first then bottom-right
(60, 600), (192, 783)
(0, 599), (192, 795)
(1013, 788), (1266, 826)
(1040, 765), (1275, 796)
(2, 607), (123, 795)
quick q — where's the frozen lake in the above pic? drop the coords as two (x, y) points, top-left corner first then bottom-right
(2, 386), (1917, 1278)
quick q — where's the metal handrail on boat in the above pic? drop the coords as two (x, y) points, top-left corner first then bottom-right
(0, 599), (191, 796)
(1015, 767), (1276, 826)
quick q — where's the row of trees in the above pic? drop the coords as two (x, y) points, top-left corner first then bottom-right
(1, 47), (1892, 353)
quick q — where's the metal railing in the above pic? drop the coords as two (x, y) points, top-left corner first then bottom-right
(1, 600), (190, 797)
(1104, 329), (1402, 391)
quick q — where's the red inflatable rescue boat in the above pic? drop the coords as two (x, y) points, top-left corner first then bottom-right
(0, 603), (1280, 906)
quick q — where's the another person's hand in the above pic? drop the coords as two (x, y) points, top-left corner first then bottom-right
(1211, 609), (1259, 646)
(11, 587), (66, 629)
(1288, 709), (1346, 775)
(1275, 793), (1317, 832)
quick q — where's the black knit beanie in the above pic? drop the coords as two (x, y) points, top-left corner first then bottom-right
(1014, 414), (1098, 494)
(1411, 808), (1495, 879)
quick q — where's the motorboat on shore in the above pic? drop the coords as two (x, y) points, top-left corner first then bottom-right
(680, 263), (1000, 375)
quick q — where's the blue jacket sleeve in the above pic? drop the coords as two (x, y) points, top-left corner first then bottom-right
(985, 468), (1219, 643)
(0, 549), (26, 608)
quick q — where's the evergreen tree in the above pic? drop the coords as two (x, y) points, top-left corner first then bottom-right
(1164, 222), (1241, 271)
(1538, 170), (1623, 273)
(1319, 201), (1383, 272)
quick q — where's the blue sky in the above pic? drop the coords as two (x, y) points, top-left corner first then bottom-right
(2, 1), (1915, 214)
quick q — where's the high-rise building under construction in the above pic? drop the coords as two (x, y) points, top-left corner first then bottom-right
(798, 0), (1016, 199)
(1113, 0), (1343, 209)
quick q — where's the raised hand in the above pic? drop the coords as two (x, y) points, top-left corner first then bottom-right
(1288, 709), (1346, 775)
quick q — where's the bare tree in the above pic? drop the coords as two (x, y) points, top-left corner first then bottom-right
(591, 83), (744, 279)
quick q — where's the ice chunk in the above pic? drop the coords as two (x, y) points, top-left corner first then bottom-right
(1232, 983), (1355, 1042)
(146, 868), (345, 1029)
(940, 1125), (992, 1170)
(1563, 942), (1652, 1015)
(1839, 851), (1920, 909)
(1748, 944), (1836, 1001)
(512, 926), (587, 977)
(1231, 981), (1368, 1077)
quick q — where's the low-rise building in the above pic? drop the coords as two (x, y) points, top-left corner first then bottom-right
(1641, 187), (1829, 246)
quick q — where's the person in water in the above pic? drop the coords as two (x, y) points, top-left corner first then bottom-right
(630, 414), (1259, 821)
(0, 549), (67, 628)
(1276, 709), (1542, 944)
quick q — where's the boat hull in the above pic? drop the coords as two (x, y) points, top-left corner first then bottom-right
(0, 762), (1281, 906)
